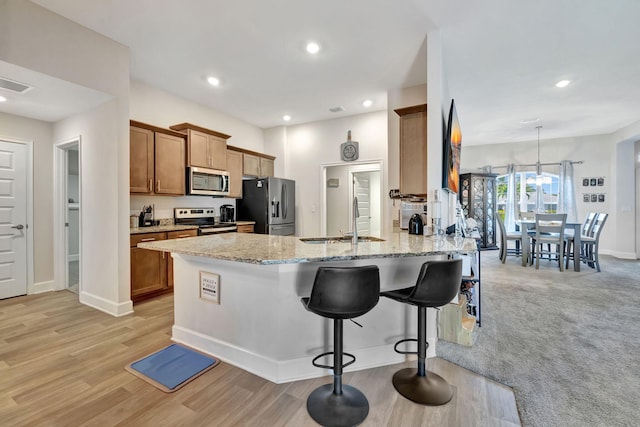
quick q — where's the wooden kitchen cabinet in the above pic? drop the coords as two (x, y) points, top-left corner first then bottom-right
(130, 232), (168, 302)
(131, 228), (198, 302)
(169, 123), (231, 170)
(242, 152), (275, 177)
(236, 224), (254, 233)
(226, 149), (243, 198)
(394, 104), (427, 197)
(130, 121), (186, 195)
(129, 126), (154, 193)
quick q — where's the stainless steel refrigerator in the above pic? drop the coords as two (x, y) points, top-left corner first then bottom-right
(237, 177), (296, 235)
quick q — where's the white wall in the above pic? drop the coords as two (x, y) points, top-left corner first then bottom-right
(283, 110), (388, 236)
(0, 112), (53, 285)
(1, 0), (132, 315)
(460, 133), (626, 256)
(130, 81), (265, 153)
(128, 82), (271, 222)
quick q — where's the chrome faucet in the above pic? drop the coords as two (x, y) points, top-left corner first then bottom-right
(352, 196), (359, 245)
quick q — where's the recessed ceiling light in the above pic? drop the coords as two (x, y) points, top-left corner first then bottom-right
(0, 95), (7, 103)
(306, 42), (320, 54)
(362, 99), (373, 108)
(283, 115), (291, 121)
(520, 118), (539, 124)
(207, 76), (220, 87)
(555, 80), (570, 88)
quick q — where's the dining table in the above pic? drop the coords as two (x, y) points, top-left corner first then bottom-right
(518, 220), (583, 271)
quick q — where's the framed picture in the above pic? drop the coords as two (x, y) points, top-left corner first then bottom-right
(598, 194), (605, 202)
(583, 194), (590, 203)
(591, 194), (598, 202)
(582, 178), (590, 186)
(590, 178), (597, 186)
(597, 177), (604, 186)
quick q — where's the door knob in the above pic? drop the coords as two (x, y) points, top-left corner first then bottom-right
(11, 224), (24, 230)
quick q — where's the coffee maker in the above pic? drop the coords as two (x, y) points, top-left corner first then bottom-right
(220, 204), (235, 223)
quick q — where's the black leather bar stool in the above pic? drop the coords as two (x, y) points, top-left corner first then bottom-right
(301, 265), (380, 427)
(381, 259), (462, 406)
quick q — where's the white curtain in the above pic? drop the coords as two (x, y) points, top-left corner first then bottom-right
(504, 164), (518, 232)
(558, 160), (577, 222)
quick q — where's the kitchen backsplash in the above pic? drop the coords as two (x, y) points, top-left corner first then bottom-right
(131, 195), (237, 221)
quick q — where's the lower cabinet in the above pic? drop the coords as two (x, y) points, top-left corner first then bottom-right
(236, 223), (254, 233)
(130, 229), (198, 303)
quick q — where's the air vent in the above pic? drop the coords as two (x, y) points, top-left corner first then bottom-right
(0, 77), (33, 93)
(329, 106), (345, 113)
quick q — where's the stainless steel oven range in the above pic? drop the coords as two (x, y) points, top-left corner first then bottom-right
(174, 208), (237, 235)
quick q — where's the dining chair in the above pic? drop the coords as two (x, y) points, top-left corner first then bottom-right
(565, 213), (608, 272)
(531, 213), (567, 271)
(495, 213), (523, 263)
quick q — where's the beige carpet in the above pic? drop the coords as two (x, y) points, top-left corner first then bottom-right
(438, 253), (640, 427)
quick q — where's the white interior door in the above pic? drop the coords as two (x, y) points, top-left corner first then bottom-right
(353, 172), (371, 235)
(0, 141), (27, 299)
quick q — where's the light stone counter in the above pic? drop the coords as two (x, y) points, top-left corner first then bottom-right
(138, 231), (477, 264)
(138, 232), (477, 384)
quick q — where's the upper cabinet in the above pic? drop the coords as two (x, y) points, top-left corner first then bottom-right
(394, 104), (427, 197)
(169, 123), (231, 170)
(130, 121), (186, 195)
(241, 151), (275, 177)
(226, 149), (243, 198)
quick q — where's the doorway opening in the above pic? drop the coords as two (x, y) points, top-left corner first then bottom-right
(321, 161), (383, 237)
(54, 138), (81, 295)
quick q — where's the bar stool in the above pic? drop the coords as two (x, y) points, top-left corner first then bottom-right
(301, 265), (380, 427)
(381, 259), (462, 405)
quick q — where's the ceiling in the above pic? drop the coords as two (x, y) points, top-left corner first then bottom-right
(3, 0), (640, 146)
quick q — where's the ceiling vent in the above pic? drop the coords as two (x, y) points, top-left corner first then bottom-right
(329, 106), (345, 113)
(0, 77), (33, 94)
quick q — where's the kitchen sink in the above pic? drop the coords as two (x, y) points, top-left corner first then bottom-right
(299, 236), (385, 244)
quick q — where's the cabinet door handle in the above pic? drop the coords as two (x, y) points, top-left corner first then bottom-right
(176, 234), (191, 238)
(156, 180), (160, 191)
(140, 238), (156, 242)
(149, 179), (153, 191)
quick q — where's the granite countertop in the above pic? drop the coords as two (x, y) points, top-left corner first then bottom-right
(137, 232), (477, 265)
(130, 224), (199, 235)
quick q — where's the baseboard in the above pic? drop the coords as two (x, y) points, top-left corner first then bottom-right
(79, 291), (133, 317)
(32, 280), (55, 294)
(172, 325), (408, 384)
(600, 249), (637, 259)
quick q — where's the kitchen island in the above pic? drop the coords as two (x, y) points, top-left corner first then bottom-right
(139, 232), (476, 383)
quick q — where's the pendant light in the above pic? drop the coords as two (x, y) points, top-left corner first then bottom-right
(527, 126), (552, 185)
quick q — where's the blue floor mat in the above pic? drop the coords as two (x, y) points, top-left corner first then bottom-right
(127, 343), (219, 392)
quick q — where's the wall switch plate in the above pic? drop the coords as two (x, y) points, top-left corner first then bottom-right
(200, 271), (220, 304)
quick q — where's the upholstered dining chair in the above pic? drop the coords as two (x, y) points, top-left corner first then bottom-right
(531, 213), (567, 271)
(495, 213), (523, 263)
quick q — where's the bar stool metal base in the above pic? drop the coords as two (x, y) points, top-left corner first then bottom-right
(307, 384), (369, 427)
(392, 367), (454, 406)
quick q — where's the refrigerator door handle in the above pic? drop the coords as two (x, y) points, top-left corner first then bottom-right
(282, 184), (287, 219)
(271, 200), (280, 217)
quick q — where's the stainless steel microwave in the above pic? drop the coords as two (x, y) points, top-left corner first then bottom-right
(187, 166), (230, 196)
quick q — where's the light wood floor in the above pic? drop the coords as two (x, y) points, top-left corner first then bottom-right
(0, 292), (521, 426)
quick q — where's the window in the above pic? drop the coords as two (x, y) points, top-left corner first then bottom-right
(496, 171), (559, 217)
